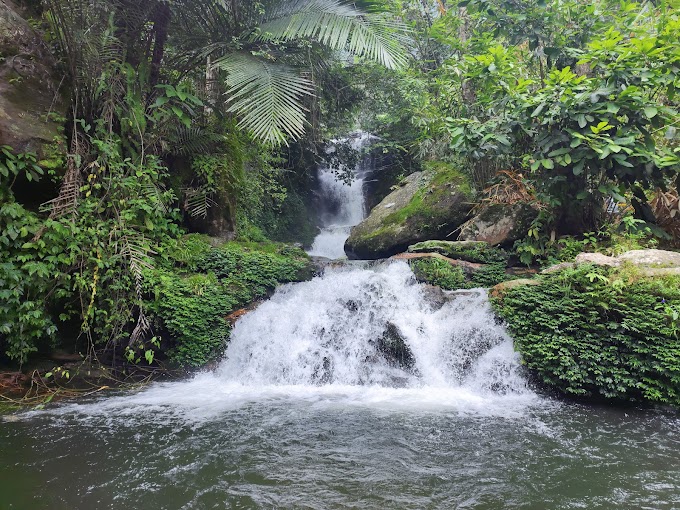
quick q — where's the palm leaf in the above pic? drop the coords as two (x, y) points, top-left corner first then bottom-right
(213, 52), (315, 145)
(256, 0), (410, 70)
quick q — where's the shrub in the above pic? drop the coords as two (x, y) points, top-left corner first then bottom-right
(411, 258), (466, 290)
(492, 265), (680, 406)
(145, 238), (312, 367)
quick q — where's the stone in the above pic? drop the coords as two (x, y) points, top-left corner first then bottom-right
(377, 322), (415, 370)
(489, 278), (541, 299)
(541, 262), (575, 274)
(575, 252), (621, 267)
(407, 240), (490, 263)
(617, 249), (680, 267)
(344, 163), (473, 260)
(458, 202), (537, 247)
(391, 251), (484, 274)
(0, 0), (66, 156)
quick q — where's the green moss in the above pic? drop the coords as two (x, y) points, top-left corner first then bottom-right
(145, 238), (314, 367)
(409, 240), (508, 265)
(411, 258), (466, 290)
(492, 265), (680, 406)
(36, 134), (67, 172)
(382, 162), (472, 227)
(425, 161), (472, 196)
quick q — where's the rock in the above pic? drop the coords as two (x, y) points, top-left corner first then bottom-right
(575, 252), (621, 267)
(377, 322), (415, 370)
(420, 284), (454, 310)
(639, 267), (680, 277)
(541, 262), (575, 274)
(391, 251), (484, 274)
(345, 163), (473, 259)
(459, 202), (537, 247)
(505, 267), (539, 277)
(617, 249), (680, 267)
(489, 278), (541, 299)
(0, 0), (66, 156)
(571, 249), (680, 271)
(407, 240), (492, 263)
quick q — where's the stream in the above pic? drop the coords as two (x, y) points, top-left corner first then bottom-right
(2, 262), (680, 509)
(2, 135), (680, 509)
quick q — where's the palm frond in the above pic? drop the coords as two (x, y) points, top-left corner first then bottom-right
(257, 0), (410, 70)
(164, 126), (223, 156)
(184, 186), (217, 218)
(213, 52), (314, 145)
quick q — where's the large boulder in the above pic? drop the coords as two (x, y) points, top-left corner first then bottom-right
(0, 0), (66, 156)
(458, 202), (536, 247)
(344, 163), (473, 259)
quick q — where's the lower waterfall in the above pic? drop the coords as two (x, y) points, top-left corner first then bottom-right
(218, 262), (528, 394)
(53, 262), (537, 421)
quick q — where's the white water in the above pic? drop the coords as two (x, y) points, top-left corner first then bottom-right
(307, 132), (374, 259)
(48, 262), (538, 422)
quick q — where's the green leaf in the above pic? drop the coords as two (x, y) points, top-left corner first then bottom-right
(531, 104), (545, 117)
(548, 148), (571, 157)
(644, 106), (658, 118)
(573, 160), (585, 175)
(215, 52), (315, 145)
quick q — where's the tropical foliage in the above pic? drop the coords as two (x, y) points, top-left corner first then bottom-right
(493, 265), (680, 406)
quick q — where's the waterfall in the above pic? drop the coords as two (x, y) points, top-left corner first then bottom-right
(217, 262), (529, 395)
(42, 262), (535, 422)
(307, 132), (374, 259)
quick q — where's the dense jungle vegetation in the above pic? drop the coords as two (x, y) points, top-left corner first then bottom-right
(1, 0), (678, 396)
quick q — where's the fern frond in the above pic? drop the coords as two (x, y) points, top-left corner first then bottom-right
(165, 126), (223, 156)
(184, 186), (217, 218)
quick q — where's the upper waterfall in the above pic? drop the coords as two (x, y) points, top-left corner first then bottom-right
(307, 132), (375, 259)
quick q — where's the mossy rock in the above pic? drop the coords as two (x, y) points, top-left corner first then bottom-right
(408, 240), (507, 264)
(345, 162), (473, 259)
(492, 265), (680, 407)
(0, 1), (67, 157)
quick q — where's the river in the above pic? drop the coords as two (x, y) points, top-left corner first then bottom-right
(2, 262), (680, 509)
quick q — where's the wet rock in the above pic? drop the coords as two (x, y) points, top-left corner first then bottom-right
(345, 163), (473, 259)
(420, 284), (453, 309)
(377, 322), (415, 370)
(459, 202), (537, 247)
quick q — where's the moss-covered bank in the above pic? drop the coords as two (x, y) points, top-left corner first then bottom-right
(492, 264), (680, 407)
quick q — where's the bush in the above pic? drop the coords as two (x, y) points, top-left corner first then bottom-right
(145, 237), (313, 367)
(492, 265), (680, 406)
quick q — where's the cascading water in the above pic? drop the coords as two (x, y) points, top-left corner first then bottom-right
(9, 255), (680, 510)
(53, 262), (535, 420)
(219, 262), (529, 397)
(307, 132), (374, 259)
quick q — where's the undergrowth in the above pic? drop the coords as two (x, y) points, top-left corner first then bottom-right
(492, 264), (680, 406)
(144, 235), (312, 367)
